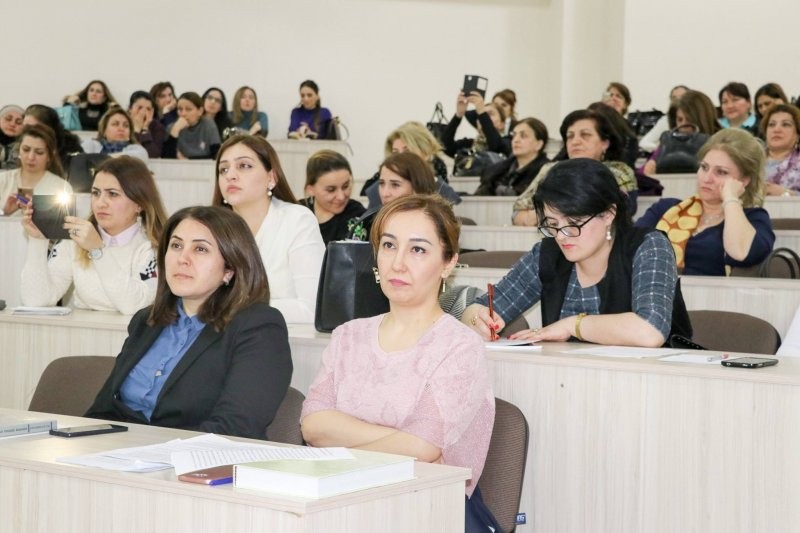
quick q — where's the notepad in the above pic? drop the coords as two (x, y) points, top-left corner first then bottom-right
(485, 339), (542, 351)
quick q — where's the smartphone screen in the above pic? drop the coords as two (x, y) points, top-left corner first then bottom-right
(721, 357), (779, 368)
(32, 193), (77, 240)
(463, 74), (488, 99)
(49, 424), (128, 438)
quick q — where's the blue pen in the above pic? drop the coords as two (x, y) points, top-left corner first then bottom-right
(15, 194), (30, 205)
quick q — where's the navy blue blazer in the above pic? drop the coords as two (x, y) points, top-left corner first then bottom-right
(86, 302), (292, 439)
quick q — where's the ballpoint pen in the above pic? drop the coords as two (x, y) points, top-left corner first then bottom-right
(487, 283), (498, 341)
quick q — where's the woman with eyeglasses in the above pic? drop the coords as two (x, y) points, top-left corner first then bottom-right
(463, 158), (692, 347)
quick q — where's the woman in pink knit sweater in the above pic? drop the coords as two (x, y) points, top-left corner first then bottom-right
(301, 194), (498, 532)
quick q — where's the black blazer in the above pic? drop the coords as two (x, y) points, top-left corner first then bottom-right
(86, 303), (293, 439)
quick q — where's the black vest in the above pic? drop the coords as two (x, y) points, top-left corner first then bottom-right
(538, 226), (692, 345)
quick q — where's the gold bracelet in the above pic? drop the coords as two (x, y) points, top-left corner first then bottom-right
(575, 312), (588, 341)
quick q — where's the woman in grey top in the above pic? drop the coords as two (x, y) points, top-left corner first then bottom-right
(162, 92), (221, 160)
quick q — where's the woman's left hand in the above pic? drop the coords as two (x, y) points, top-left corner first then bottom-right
(765, 182), (792, 196)
(249, 122), (262, 135)
(466, 92), (486, 114)
(509, 315), (577, 342)
(63, 216), (103, 251)
(720, 176), (745, 201)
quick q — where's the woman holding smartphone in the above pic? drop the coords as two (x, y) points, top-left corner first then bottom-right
(0, 124), (70, 216)
(86, 205), (292, 439)
(20, 156), (167, 314)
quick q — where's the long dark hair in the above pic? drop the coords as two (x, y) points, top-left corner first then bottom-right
(202, 87), (232, 135)
(24, 104), (82, 162)
(149, 206), (270, 331)
(299, 80), (323, 132)
(212, 134), (297, 205)
(533, 158), (631, 232)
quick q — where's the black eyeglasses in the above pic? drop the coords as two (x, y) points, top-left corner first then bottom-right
(538, 213), (598, 238)
(205, 95), (222, 103)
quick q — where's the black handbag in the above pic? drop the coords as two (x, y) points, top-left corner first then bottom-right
(426, 102), (448, 145)
(453, 148), (505, 177)
(655, 125), (709, 174)
(67, 153), (110, 193)
(627, 108), (664, 137)
(314, 240), (390, 333)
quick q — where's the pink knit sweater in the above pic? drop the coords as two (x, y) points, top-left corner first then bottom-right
(301, 313), (495, 496)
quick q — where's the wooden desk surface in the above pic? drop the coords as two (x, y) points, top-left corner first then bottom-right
(5, 312), (800, 531)
(0, 408), (467, 533)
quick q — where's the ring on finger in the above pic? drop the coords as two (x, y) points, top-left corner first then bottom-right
(471, 316), (477, 326)
(71, 228), (79, 237)
(533, 328), (541, 334)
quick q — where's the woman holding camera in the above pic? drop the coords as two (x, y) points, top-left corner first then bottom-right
(20, 156), (167, 313)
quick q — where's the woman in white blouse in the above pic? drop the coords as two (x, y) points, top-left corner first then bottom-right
(212, 134), (325, 324)
(21, 155), (168, 314)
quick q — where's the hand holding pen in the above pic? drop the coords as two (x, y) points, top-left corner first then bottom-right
(488, 283), (499, 341)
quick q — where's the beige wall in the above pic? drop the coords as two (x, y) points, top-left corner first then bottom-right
(3, 0), (799, 179)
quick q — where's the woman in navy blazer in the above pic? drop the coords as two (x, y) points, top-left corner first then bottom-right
(86, 206), (292, 439)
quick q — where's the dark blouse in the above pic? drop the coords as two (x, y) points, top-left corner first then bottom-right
(300, 198), (366, 244)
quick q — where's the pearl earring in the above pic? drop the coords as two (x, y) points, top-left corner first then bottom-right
(606, 227), (612, 241)
(267, 187), (273, 197)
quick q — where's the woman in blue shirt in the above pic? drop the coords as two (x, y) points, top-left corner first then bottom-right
(86, 205), (293, 439)
(229, 86), (268, 137)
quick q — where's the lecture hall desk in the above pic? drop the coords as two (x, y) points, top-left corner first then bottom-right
(0, 407), (468, 533)
(5, 312), (800, 531)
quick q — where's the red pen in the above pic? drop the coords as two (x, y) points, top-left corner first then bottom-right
(487, 283), (498, 341)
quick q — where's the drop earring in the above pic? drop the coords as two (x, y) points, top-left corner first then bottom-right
(373, 267), (380, 284)
(606, 226), (612, 241)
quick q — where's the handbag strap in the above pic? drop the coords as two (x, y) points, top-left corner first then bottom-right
(429, 102), (446, 124)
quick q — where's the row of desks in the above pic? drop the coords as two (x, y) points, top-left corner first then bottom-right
(3, 311), (800, 531)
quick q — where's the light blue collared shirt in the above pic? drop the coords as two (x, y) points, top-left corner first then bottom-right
(120, 301), (206, 420)
(718, 113), (756, 130)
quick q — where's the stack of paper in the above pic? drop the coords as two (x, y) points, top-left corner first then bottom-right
(12, 306), (72, 316)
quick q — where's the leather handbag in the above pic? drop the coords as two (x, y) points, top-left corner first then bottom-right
(453, 148), (505, 177)
(426, 102), (448, 145)
(655, 125), (709, 174)
(314, 240), (389, 333)
(627, 108), (664, 137)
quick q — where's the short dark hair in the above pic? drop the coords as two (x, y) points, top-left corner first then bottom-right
(149, 206), (270, 331)
(719, 81), (751, 103)
(533, 158), (631, 232)
(515, 117), (549, 146)
(305, 149), (351, 187)
(19, 124), (63, 176)
(177, 92), (203, 109)
(370, 194), (460, 263)
(213, 135), (297, 205)
(128, 90), (155, 109)
(559, 109), (624, 162)
(379, 152), (437, 195)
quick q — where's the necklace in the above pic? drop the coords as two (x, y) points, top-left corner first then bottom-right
(700, 213), (723, 225)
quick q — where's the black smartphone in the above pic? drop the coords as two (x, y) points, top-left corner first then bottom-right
(49, 423), (128, 438)
(463, 74), (488, 99)
(721, 357), (779, 368)
(32, 193), (77, 240)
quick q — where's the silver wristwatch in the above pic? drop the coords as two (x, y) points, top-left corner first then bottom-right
(88, 247), (104, 261)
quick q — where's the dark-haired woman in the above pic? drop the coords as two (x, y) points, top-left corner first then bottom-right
(754, 83), (788, 136)
(63, 80), (118, 131)
(129, 91), (166, 158)
(86, 205), (292, 439)
(150, 81), (179, 131)
(301, 149), (365, 244)
(22, 104), (84, 169)
(162, 92), (221, 160)
(288, 80), (333, 139)
(81, 108), (149, 161)
(512, 108), (637, 226)
(202, 87), (232, 141)
(213, 135), (325, 324)
(476, 117), (550, 196)
(20, 156), (167, 313)
(718, 82), (757, 134)
(464, 158), (691, 347)
(0, 105), (23, 167)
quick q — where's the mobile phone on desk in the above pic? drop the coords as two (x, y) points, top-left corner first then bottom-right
(50, 423), (128, 437)
(178, 465), (234, 486)
(721, 357), (779, 368)
(462, 74), (488, 99)
(32, 193), (76, 240)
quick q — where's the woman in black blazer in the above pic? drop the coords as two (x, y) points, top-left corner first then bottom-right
(86, 206), (292, 439)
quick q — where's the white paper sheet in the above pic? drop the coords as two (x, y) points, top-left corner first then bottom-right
(12, 306), (72, 316)
(58, 433), (354, 475)
(562, 346), (686, 358)
(659, 354), (726, 365)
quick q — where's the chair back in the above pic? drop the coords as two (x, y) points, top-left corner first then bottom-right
(265, 387), (306, 445)
(28, 356), (115, 416)
(688, 310), (781, 355)
(459, 250), (526, 269)
(730, 247), (800, 279)
(478, 398), (529, 533)
(771, 218), (800, 230)
(458, 216), (477, 226)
